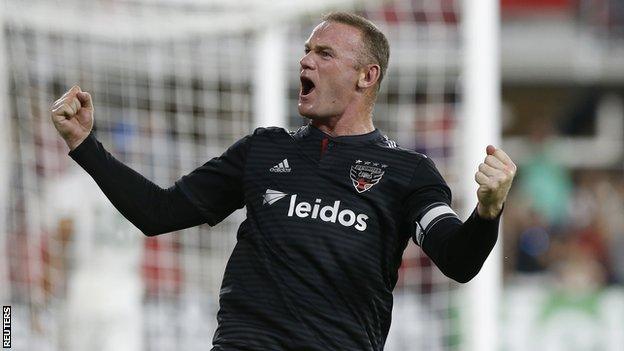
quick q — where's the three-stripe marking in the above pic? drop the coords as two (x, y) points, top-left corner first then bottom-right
(270, 159), (291, 173)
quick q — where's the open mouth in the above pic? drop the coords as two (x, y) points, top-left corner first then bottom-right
(300, 76), (315, 96)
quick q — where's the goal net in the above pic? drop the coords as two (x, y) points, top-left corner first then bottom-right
(1, 0), (473, 350)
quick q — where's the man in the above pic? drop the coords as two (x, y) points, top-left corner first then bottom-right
(50, 12), (515, 351)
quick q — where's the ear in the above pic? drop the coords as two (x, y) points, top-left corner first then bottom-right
(357, 64), (381, 90)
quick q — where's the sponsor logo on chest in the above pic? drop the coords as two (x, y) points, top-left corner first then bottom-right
(263, 189), (369, 231)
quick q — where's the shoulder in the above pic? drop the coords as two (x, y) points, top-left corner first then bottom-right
(251, 126), (291, 138)
(247, 125), (306, 146)
(229, 126), (291, 147)
(372, 134), (430, 165)
(240, 126), (298, 153)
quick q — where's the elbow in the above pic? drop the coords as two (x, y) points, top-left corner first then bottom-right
(142, 230), (160, 237)
(449, 271), (477, 284)
(441, 263), (484, 284)
(131, 215), (175, 236)
(141, 228), (160, 237)
(141, 227), (175, 237)
(138, 223), (167, 237)
(433, 244), (495, 283)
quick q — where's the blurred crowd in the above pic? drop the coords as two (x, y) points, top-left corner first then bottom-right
(503, 135), (624, 290)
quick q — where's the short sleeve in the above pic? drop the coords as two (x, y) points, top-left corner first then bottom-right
(175, 134), (251, 226)
(403, 156), (459, 246)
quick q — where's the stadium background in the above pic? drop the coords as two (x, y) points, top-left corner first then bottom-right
(0, 0), (623, 350)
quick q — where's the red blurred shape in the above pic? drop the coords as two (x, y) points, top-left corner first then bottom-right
(502, 0), (575, 19)
(142, 236), (182, 297)
(501, 0), (573, 10)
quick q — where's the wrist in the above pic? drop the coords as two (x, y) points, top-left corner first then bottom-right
(477, 203), (502, 220)
(66, 134), (89, 151)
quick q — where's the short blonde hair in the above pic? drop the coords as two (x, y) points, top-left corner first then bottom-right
(322, 12), (390, 88)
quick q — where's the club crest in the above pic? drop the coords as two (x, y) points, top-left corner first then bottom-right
(350, 160), (387, 193)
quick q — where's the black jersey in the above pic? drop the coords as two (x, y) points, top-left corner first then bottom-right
(176, 125), (469, 350)
(69, 124), (499, 351)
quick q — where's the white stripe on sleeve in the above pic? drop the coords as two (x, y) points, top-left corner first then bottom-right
(419, 204), (457, 231)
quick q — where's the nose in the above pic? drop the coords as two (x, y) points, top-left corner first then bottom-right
(299, 52), (315, 71)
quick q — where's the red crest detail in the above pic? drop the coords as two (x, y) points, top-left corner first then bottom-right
(349, 161), (386, 193)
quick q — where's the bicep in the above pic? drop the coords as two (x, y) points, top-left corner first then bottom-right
(403, 156), (456, 246)
(174, 135), (250, 226)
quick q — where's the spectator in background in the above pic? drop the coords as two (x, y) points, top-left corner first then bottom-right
(590, 172), (624, 284)
(518, 119), (573, 227)
(549, 170), (610, 291)
(607, 176), (624, 283)
(506, 119), (573, 275)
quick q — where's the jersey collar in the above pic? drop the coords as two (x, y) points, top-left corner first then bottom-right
(294, 123), (384, 144)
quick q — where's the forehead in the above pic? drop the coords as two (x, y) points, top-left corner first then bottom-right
(305, 21), (363, 53)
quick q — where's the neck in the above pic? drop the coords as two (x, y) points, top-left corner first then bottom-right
(310, 102), (375, 137)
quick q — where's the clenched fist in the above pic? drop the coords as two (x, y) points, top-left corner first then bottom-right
(475, 145), (516, 219)
(50, 85), (94, 150)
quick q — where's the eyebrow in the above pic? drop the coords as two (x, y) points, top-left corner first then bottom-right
(304, 42), (336, 53)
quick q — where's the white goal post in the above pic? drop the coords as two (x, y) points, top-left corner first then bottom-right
(459, 1), (501, 351)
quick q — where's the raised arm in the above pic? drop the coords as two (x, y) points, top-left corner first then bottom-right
(65, 132), (204, 236)
(405, 147), (516, 283)
(49, 85), (240, 236)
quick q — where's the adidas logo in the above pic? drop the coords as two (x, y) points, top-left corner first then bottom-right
(269, 159), (291, 173)
(383, 135), (397, 148)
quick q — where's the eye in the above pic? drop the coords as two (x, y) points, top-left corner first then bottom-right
(321, 51), (331, 58)
(304, 48), (310, 54)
